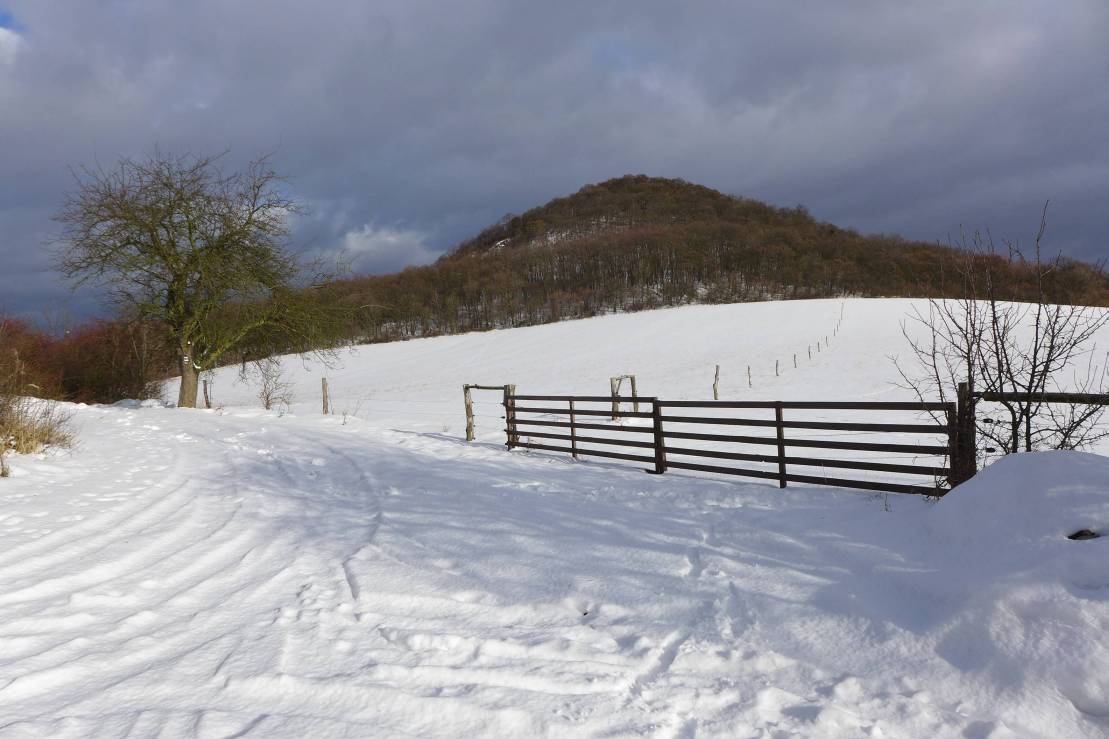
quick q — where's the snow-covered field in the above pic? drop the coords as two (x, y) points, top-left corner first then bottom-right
(2, 298), (1108, 737)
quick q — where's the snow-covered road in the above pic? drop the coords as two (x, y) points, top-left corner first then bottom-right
(2, 401), (1107, 737)
(0, 404), (386, 735)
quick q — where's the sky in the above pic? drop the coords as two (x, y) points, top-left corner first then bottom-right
(1, 1), (1107, 321)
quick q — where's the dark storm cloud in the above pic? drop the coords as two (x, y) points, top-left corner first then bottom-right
(1, 1), (1107, 320)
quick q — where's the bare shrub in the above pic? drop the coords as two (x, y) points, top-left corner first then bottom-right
(48, 318), (168, 404)
(247, 356), (295, 412)
(896, 206), (1109, 457)
(340, 397), (365, 426)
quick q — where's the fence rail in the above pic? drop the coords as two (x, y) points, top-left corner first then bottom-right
(504, 394), (959, 496)
(974, 391), (1109, 404)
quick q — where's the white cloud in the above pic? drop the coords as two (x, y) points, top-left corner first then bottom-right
(0, 27), (21, 66)
(341, 224), (440, 272)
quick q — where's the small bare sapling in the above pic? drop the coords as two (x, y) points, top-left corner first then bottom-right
(249, 357), (295, 413)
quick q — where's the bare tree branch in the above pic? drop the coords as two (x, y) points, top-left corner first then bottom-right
(896, 208), (1109, 461)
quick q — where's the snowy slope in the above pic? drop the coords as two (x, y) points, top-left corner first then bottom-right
(188, 297), (1109, 442)
(191, 299), (895, 437)
(2, 298), (1108, 737)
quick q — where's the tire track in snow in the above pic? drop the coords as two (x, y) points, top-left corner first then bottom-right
(0, 411), (390, 733)
(0, 493), (211, 607)
(0, 519), (283, 674)
(0, 431), (192, 577)
(0, 434), (274, 705)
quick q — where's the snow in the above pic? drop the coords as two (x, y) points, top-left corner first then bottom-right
(2, 298), (1108, 737)
(924, 452), (1109, 726)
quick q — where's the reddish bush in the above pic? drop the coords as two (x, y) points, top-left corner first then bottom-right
(0, 317), (60, 397)
(45, 320), (170, 404)
(1, 316), (171, 405)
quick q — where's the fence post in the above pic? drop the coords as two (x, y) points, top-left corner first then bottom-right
(464, 385), (475, 442)
(945, 402), (959, 490)
(202, 379), (211, 409)
(713, 364), (720, 400)
(610, 377), (620, 420)
(569, 398), (578, 459)
(774, 402), (787, 488)
(321, 377), (330, 415)
(951, 381), (977, 486)
(630, 375), (639, 414)
(504, 384), (518, 447)
(649, 398), (667, 474)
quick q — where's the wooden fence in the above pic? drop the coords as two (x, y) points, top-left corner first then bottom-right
(960, 384), (1109, 462)
(504, 395), (964, 495)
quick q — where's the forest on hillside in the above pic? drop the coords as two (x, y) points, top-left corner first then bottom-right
(325, 176), (1109, 342)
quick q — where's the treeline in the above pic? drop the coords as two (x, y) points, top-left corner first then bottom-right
(0, 317), (169, 404)
(325, 205), (1109, 342)
(0, 300), (342, 406)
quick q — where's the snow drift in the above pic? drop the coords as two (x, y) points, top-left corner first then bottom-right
(927, 452), (1109, 726)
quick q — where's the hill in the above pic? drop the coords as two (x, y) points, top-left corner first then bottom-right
(323, 176), (1109, 343)
(449, 175), (788, 256)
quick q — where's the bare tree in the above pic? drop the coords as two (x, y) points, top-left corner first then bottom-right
(248, 356), (295, 413)
(55, 150), (345, 408)
(896, 205), (1109, 459)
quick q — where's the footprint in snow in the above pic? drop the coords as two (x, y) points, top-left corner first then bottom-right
(684, 547), (704, 578)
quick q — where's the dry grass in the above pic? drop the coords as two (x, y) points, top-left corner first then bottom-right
(1, 395), (74, 452)
(0, 395), (74, 477)
(1, 330), (75, 476)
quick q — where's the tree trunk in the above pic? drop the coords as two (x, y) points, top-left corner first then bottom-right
(177, 347), (199, 408)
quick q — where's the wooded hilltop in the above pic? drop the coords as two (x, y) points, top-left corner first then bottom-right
(322, 175), (1109, 342)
